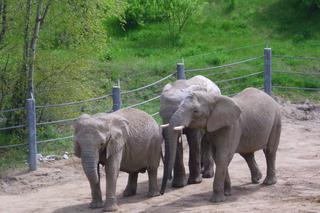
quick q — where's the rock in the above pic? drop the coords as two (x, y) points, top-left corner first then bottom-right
(36, 154), (44, 162)
(62, 152), (69, 160)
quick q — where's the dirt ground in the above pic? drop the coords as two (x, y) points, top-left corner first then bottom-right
(0, 100), (320, 213)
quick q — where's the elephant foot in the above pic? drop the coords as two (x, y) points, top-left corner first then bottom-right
(263, 176), (277, 185)
(103, 197), (118, 212)
(148, 190), (160, 197)
(224, 186), (232, 196)
(202, 169), (214, 179)
(187, 175), (202, 184)
(251, 171), (263, 184)
(210, 193), (226, 203)
(172, 175), (187, 188)
(123, 188), (137, 197)
(89, 200), (104, 209)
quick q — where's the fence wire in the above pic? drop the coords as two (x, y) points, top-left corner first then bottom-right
(216, 71), (263, 84)
(273, 55), (320, 61)
(0, 124), (26, 131)
(273, 70), (320, 76)
(121, 73), (175, 95)
(36, 94), (112, 109)
(0, 107), (25, 114)
(36, 117), (76, 126)
(37, 135), (74, 144)
(273, 86), (320, 91)
(124, 95), (161, 109)
(185, 56), (263, 72)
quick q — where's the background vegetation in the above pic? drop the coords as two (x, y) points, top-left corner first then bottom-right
(0, 0), (319, 172)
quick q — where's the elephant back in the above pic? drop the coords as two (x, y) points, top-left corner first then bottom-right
(114, 108), (162, 172)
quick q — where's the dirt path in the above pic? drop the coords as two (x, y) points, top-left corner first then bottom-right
(0, 101), (320, 213)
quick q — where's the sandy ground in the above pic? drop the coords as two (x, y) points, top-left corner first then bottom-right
(0, 100), (320, 213)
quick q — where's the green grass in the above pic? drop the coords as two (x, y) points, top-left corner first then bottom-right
(1, 0), (320, 173)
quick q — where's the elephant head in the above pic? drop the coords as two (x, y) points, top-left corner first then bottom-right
(160, 91), (240, 194)
(74, 113), (129, 186)
(159, 76), (221, 194)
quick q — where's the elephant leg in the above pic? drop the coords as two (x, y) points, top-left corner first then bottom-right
(123, 172), (138, 197)
(211, 151), (233, 203)
(240, 152), (262, 184)
(103, 152), (122, 212)
(172, 139), (187, 187)
(263, 120), (281, 185)
(186, 129), (202, 184)
(201, 134), (214, 178)
(89, 181), (104, 209)
(224, 169), (232, 196)
(263, 149), (277, 185)
(147, 167), (160, 197)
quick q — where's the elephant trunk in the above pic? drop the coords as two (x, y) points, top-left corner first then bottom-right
(160, 127), (179, 194)
(160, 110), (189, 195)
(81, 151), (103, 202)
(82, 152), (99, 185)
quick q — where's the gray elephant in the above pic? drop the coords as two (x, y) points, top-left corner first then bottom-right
(74, 108), (162, 212)
(160, 75), (221, 194)
(169, 87), (281, 202)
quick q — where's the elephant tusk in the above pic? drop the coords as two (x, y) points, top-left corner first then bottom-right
(160, 123), (169, 128)
(174, 125), (184, 131)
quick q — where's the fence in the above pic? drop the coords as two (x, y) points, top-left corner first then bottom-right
(0, 46), (319, 171)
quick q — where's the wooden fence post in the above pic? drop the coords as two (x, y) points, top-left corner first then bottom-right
(112, 86), (121, 111)
(27, 96), (37, 171)
(176, 63), (186, 80)
(264, 48), (272, 96)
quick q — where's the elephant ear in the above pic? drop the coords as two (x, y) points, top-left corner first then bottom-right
(74, 141), (81, 158)
(73, 119), (83, 158)
(105, 118), (130, 159)
(207, 96), (241, 132)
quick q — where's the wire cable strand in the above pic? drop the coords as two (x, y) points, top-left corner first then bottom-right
(185, 56), (263, 72)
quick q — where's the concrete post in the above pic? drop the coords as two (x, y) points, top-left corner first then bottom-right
(176, 63), (186, 80)
(112, 86), (121, 111)
(27, 98), (37, 171)
(264, 48), (272, 96)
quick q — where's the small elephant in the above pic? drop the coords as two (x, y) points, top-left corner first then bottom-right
(160, 75), (221, 194)
(170, 87), (281, 202)
(74, 108), (162, 212)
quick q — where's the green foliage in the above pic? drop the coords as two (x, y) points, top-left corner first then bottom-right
(162, 0), (200, 46)
(301, 0), (320, 9)
(121, 0), (165, 30)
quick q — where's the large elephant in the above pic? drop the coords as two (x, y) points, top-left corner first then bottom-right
(74, 108), (162, 212)
(160, 75), (221, 194)
(169, 87), (281, 202)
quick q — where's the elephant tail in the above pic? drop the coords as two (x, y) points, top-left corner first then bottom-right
(160, 148), (164, 164)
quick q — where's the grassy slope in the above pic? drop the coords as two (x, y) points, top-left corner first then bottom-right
(106, 0), (320, 98)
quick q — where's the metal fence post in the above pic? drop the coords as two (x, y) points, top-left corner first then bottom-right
(27, 97), (37, 171)
(176, 63), (186, 80)
(112, 86), (121, 111)
(264, 48), (272, 96)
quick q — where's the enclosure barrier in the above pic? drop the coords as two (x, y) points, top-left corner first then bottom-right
(1, 46), (319, 171)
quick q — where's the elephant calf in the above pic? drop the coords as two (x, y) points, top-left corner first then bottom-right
(74, 108), (162, 212)
(170, 87), (281, 202)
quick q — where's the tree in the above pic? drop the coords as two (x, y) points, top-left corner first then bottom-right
(162, 0), (199, 46)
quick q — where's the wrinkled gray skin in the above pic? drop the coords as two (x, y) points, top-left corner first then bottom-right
(170, 88), (281, 202)
(74, 108), (162, 212)
(160, 75), (221, 194)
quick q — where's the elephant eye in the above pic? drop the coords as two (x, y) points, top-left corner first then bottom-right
(193, 109), (199, 114)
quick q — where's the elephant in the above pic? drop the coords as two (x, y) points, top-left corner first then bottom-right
(74, 108), (162, 212)
(159, 75), (221, 194)
(169, 87), (281, 202)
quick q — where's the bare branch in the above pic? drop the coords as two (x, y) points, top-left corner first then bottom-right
(40, 0), (51, 26)
(0, 0), (7, 43)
